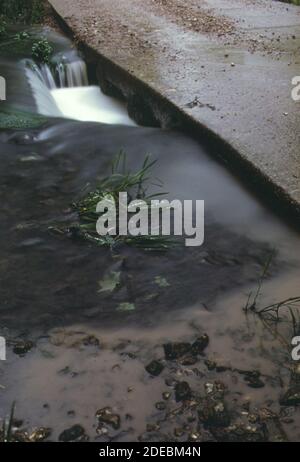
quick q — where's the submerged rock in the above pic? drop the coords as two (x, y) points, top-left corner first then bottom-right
(163, 342), (191, 360)
(145, 360), (165, 376)
(191, 335), (209, 355)
(96, 407), (121, 430)
(205, 360), (217, 371)
(179, 354), (198, 366)
(198, 381), (230, 428)
(58, 424), (87, 442)
(175, 381), (192, 402)
(162, 391), (171, 400)
(163, 335), (209, 361)
(243, 370), (265, 388)
(29, 427), (52, 442)
(198, 399), (230, 428)
(12, 340), (34, 356)
(155, 401), (167, 411)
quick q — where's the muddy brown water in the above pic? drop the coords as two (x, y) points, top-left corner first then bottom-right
(0, 119), (300, 441)
(1, 29), (300, 442)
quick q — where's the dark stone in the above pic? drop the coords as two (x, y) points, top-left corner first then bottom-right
(82, 335), (100, 347)
(216, 365), (229, 373)
(243, 371), (265, 388)
(179, 354), (198, 366)
(205, 360), (216, 371)
(198, 399), (230, 428)
(13, 340), (34, 356)
(175, 381), (192, 402)
(58, 424), (87, 442)
(155, 401), (166, 411)
(163, 342), (191, 360)
(96, 407), (121, 430)
(191, 334), (209, 355)
(145, 360), (164, 376)
(198, 381), (230, 428)
(29, 427), (52, 442)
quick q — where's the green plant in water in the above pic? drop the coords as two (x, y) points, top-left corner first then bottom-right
(14, 31), (30, 41)
(67, 152), (176, 252)
(32, 37), (53, 63)
(244, 252), (300, 350)
(0, 108), (48, 130)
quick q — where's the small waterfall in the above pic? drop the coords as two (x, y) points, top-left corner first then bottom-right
(25, 63), (62, 117)
(64, 60), (89, 88)
(31, 62), (57, 90)
(25, 54), (136, 125)
(27, 56), (89, 90)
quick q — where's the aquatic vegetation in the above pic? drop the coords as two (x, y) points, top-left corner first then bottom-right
(32, 37), (53, 63)
(68, 152), (176, 252)
(0, 0), (45, 25)
(98, 271), (121, 293)
(0, 108), (47, 129)
(14, 31), (30, 41)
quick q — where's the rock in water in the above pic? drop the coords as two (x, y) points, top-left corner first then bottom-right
(96, 407), (121, 430)
(191, 334), (209, 355)
(58, 424), (87, 442)
(175, 381), (192, 402)
(145, 360), (165, 376)
(163, 342), (191, 360)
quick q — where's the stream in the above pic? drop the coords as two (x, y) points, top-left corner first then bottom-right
(0, 27), (300, 442)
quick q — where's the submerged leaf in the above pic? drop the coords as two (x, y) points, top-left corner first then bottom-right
(116, 302), (136, 312)
(98, 271), (121, 293)
(154, 276), (170, 288)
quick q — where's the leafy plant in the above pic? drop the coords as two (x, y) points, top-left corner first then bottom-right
(0, 108), (47, 130)
(61, 152), (176, 252)
(32, 37), (53, 63)
(0, 0), (45, 25)
(14, 31), (30, 41)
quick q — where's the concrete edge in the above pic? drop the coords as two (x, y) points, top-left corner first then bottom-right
(49, 2), (300, 231)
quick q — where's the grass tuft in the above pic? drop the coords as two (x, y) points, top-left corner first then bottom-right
(60, 152), (177, 252)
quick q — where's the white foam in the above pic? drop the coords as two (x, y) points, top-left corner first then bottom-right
(51, 86), (136, 126)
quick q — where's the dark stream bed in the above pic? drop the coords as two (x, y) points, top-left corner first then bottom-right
(0, 27), (300, 442)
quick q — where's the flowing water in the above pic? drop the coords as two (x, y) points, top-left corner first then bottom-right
(0, 28), (300, 442)
(25, 57), (135, 125)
